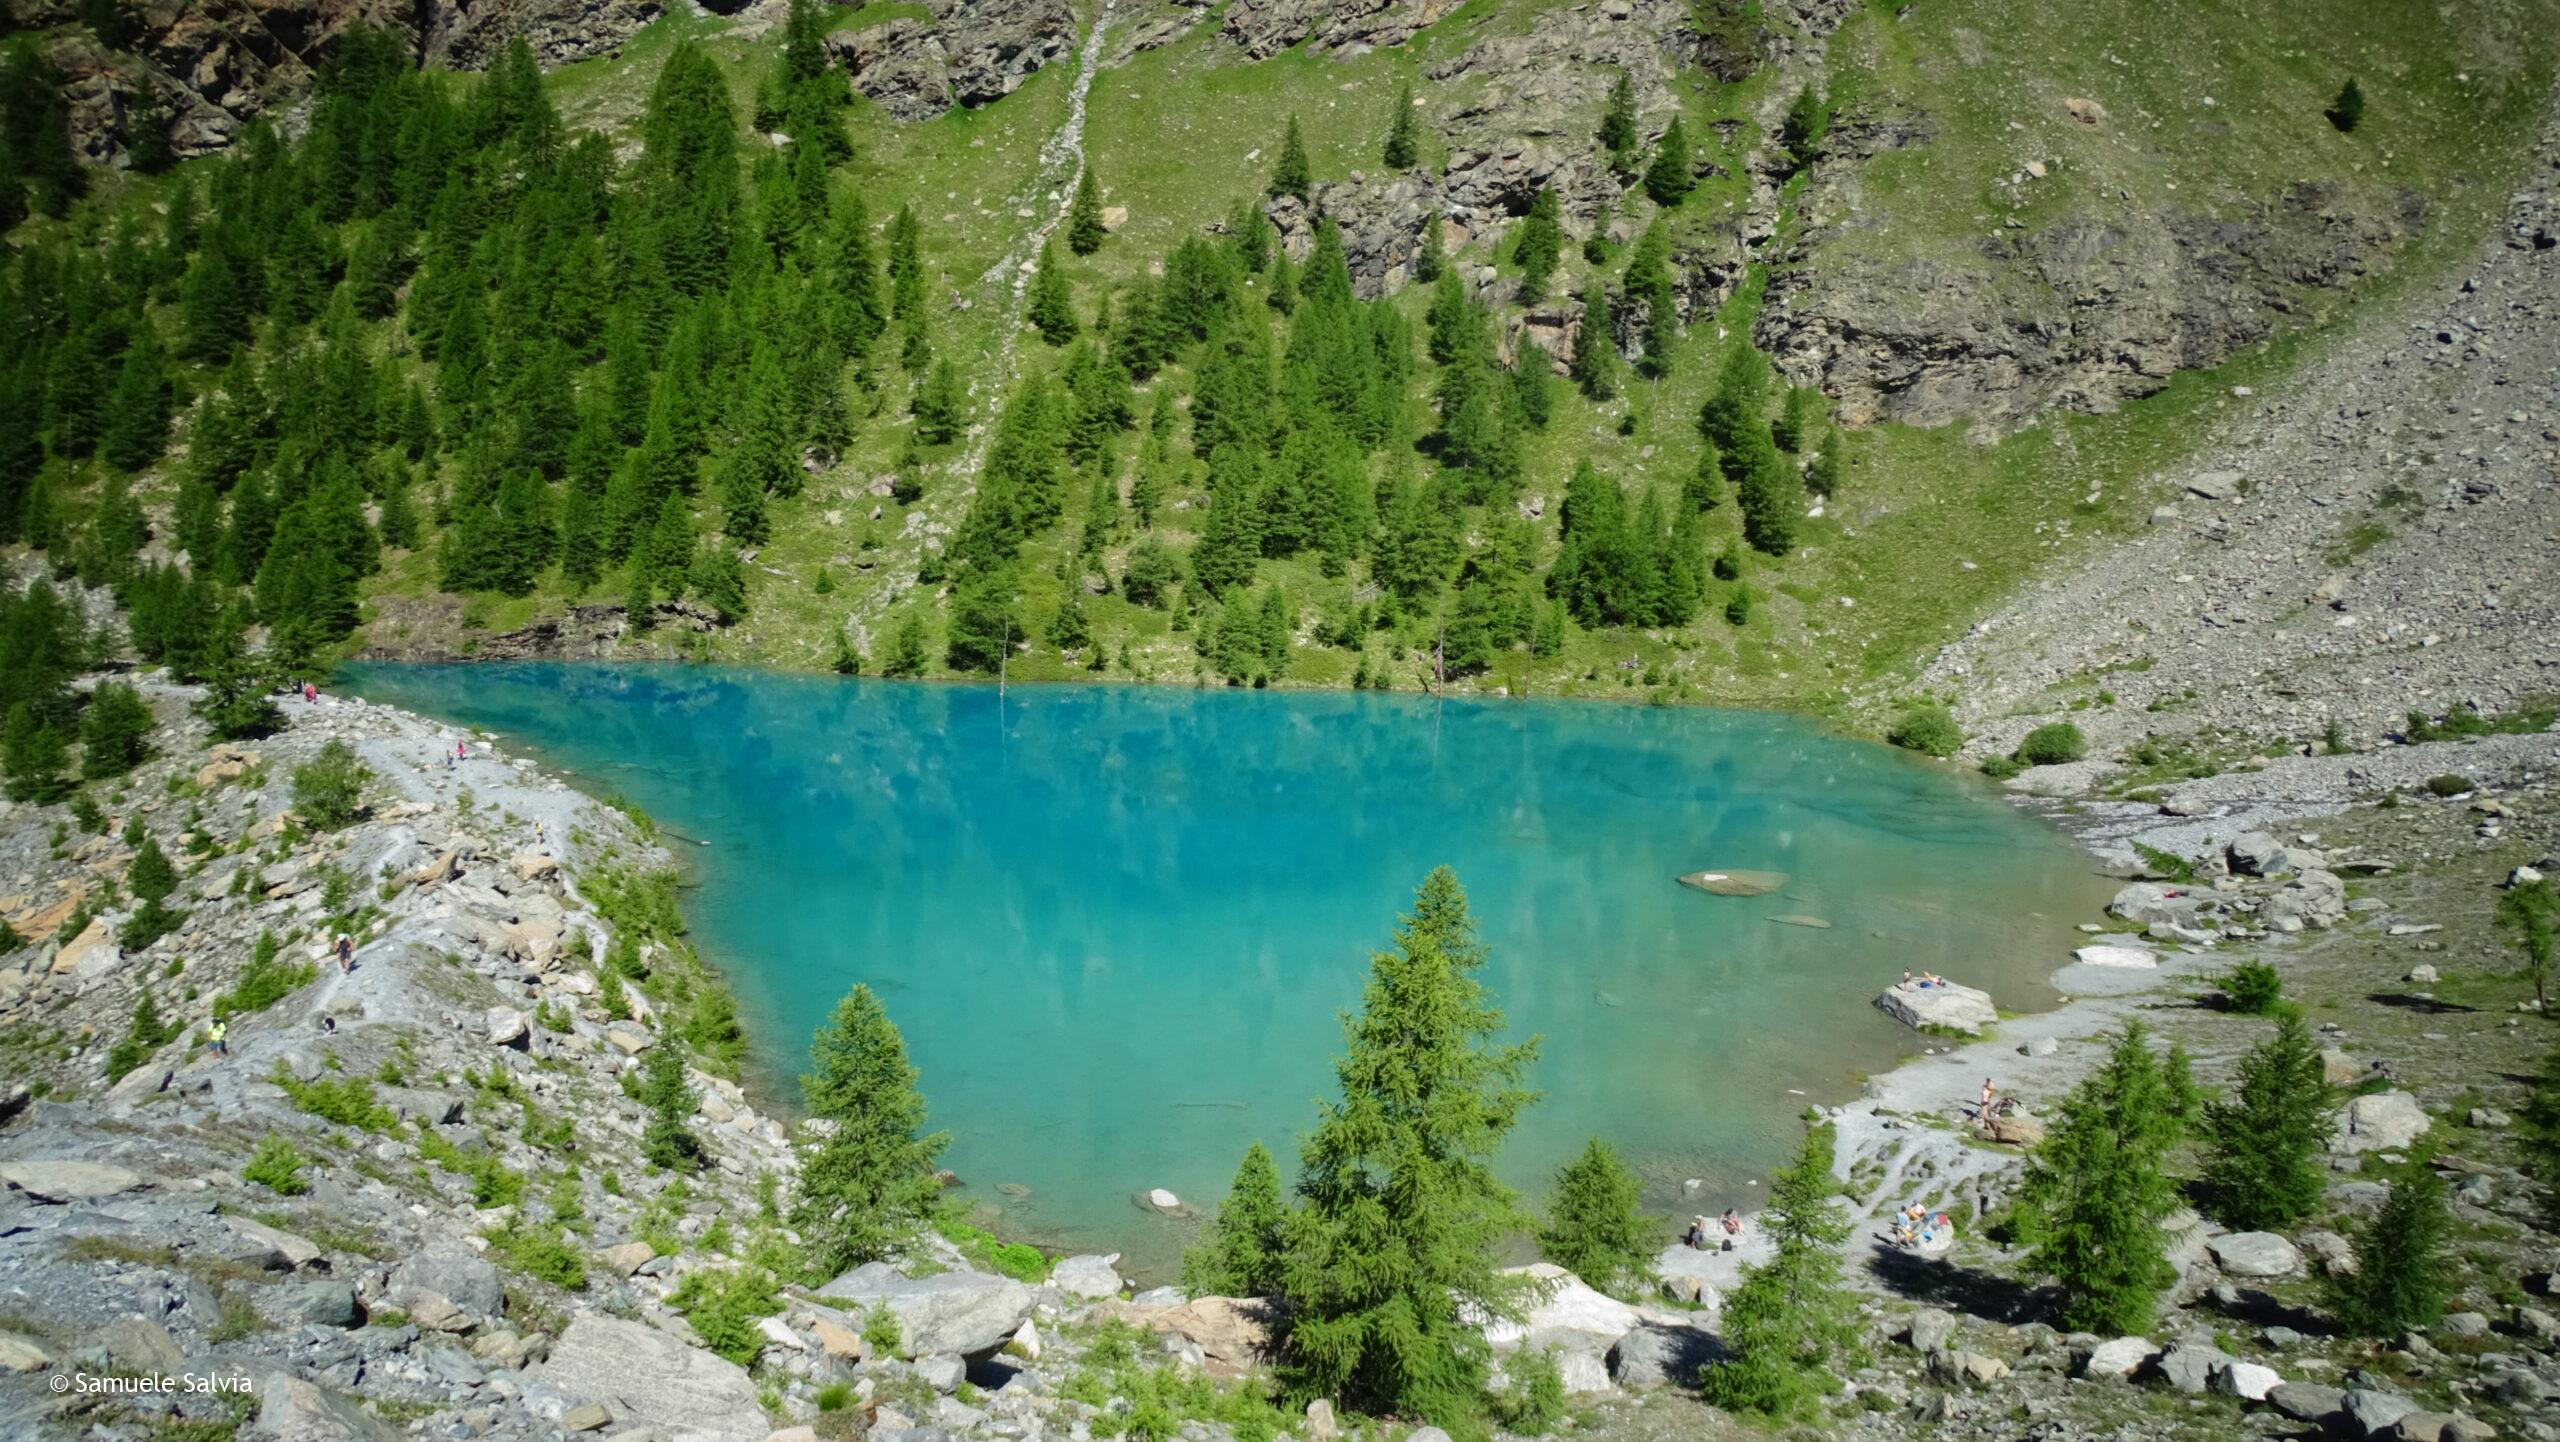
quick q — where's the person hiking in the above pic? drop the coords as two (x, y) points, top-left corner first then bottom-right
(207, 1017), (227, 1058)
(334, 934), (354, 975)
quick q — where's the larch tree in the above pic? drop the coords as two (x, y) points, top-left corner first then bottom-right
(2016, 1022), (2188, 1334)
(1269, 115), (1312, 202)
(1275, 867), (1542, 1428)
(1536, 1138), (1656, 1298)
(1068, 167), (1107, 255)
(1183, 1140), (1290, 1297)
(2327, 1169), (2451, 1337)
(1702, 1117), (1859, 1418)
(2198, 1010), (2332, 1231)
(792, 983), (949, 1278)
(1384, 79), (1422, 170)
(1643, 114), (1692, 207)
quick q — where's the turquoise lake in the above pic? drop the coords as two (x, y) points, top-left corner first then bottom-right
(343, 663), (2110, 1275)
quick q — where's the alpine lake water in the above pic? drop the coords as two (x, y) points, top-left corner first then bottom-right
(342, 662), (2114, 1278)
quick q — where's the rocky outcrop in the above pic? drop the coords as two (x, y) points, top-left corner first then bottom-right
(1874, 980), (1997, 1034)
(535, 1313), (765, 1442)
(1220, 0), (1463, 60)
(21, 0), (664, 168)
(1761, 92), (2430, 430)
(824, 0), (1079, 121)
(816, 1262), (1036, 1357)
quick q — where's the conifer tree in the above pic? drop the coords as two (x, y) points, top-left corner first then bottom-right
(1598, 71), (1639, 165)
(1779, 85), (1828, 171)
(1383, 80), (1421, 170)
(1068, 167), (1106, 255)
(1623, 222), (1677, 376)
(792, 984), (949, 1277)
(2498, 878), (2557, 1012)
(1537, 1138), (1655, 1298)
(2327, 77), (2366, 133)
(1702, 1118), (1858, 1418)
(78, 682), (154, 779)
(944, 566), (1019, 672)
(1029, 242), (1078, 344)
(102, 326), (174, 474)
(2018, 1022), (2188, 1334)
(1276, 868), (1541, 1427)
(2327, 1170), (2450, 1337)
(1269, 115), (1312, 202)
(1184, 1141), (1289, 1297)
(641, 1029), (703, 1171)
(1570, 282), (1618, 400)
(2199, 1010), (2331, 1231)
(122, 835), (185, 949)
(1514, 187), (1564, 304)
(0, 703), (70, 804)
(1414, 212), (1445, 282)
(914, 359), (967, 444)
(1643, 114), (1692, 207)
(1804, 427), (1842, 498)
(881, 612), (929, 677)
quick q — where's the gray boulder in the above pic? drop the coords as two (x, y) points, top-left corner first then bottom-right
(257, 1372), (402, 1442)
(2157, 1342), (2228, 1394)
(2342, 1388), (2420, 1438)
(535, 1313), (765, 1442)
(2108, 882), (2208, 931)
(2263, 869), (2349, 931)
(2228, 832), (2307, 876)
(390, 1246), (503, 1316)
(271, 1280), (363, 1328)
(1606, 1322), (1719, 1389)
(2268, 1382), (2347, 1426)
(1905, 1308), (1958, 1355)
(2078, 1335), (2157, 1378)
(0, 1159), (142, 1202)
(1050, 1253), (1124, 1300)
(816, 1263), (1035, 1357)
(2334, 1092), (2430, 1154)
(1874, 980), (1997, 1034)
(2208, 1232), (2303, 1279)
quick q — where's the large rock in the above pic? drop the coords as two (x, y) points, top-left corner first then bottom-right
(2268, 1382), (2349, 1426)
(1099, 1295), (1278, 1378)
(2157, 1342), (2229, 1394)
(2214, 1359), (2284, 1401)
(536, 1314), (765, 1442)
(2078, 1335), (2157, 1378)
(2263, 869), (2349, 932)
(1606, 1322), (1719, 1389)
(2228, 831), (2301, 876)
(1478, 1263), (1641, 1355)
(815, 1263), (1034, 1357)
(1874, 980), (1998, 1034)
(390, 1246), (503, 1316)
(2073, 943), (2158, 969)
(257, 1373), (402, 1442)
(50, 916), (120, 977)
(2334, 1092), (2430, 1154)
(2209, 1232), (2304, 1279)
(2108, 881), (2209, 931)
(2343, 1389), (2422, 1438)
(1050, 1253), (1123, 1299)
(0, 1159), (142, 1202)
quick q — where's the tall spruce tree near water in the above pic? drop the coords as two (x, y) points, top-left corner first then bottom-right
(1536, 1138), (1655, 1298)
(2199, 1010), (2332, 1230)
(1701, 1118), (1858, 1418)
(793, 984), (949, 1278)
(1184, 1141), (1289, 1297)
(2017, 1022), (2189, 1333)
(1276, 867), (1540, 1428)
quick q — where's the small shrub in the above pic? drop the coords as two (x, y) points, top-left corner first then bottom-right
(861, 1303), (903, 1356)
(1494, 1346), (1568, 1433)
(1887, 704), (1963, 759)
(277, 1072), (396, 1131)
(216, 932), (318, 1017)
(244, 1135), (311, 1195)
(290, 740), (373, 830)
(1979, 755), (2023, 780)
(2220, 962), (2283, 1015)
(2014, 722), (2088, 767)
(487, 1222), (587, 1290)
(667, 1267), (782, 1365)
(2424, 774), (2474, 798)
(2132, 842), (2197, 883)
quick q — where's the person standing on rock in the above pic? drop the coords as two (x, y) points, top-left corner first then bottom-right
(207, 1018), (227, 1058)
(335, 935), (354, 975)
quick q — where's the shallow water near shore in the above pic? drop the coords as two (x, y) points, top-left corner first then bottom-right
(343, 662), (2112, 1277)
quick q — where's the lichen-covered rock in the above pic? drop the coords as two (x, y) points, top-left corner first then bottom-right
(1874, 980), (1997, 1034)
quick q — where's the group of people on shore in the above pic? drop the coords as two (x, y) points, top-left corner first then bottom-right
(1682, 1208), (1745, 1250)
(1898, 969), (1951, 990)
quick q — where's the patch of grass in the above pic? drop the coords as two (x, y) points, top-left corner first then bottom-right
(243, 1135), (311, 1195)
(2132, 842), (2197, 883)
(938, 1215), (1049, 1283)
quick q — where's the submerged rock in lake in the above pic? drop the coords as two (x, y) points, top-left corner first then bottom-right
(1677, 869), (1788, 897)
(1769, 914), (1833, 929)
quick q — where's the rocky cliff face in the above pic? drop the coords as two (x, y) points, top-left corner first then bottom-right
(823, 0), (1079, 121)
(19, 0), (665, 166)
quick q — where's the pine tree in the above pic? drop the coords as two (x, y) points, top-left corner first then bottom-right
(1804, 427), (1842, 498)
(2327, 1170), (2450, 1337)
(122, 834), (185, 949)
(1623, 222), (1677, 376)
(1029, 242), (1078, 345)
(914, 358), (967, 445)
(101, 326), (174, 474)
(1269, 115), (1312, 203)
(881, 612), (929, 677)
(1383, 80), (1421, 170)
(2199, 1011), (2332, 1231)
(1276, 868), (1541, 1427)
(1, 703), (70, 804)
(641, 1029), (704, 1171)
(945, 566), (1019, 672)
(1778, 85), (1828, 171)
(1514, 187), (1564, 304)
(2327, 77), (2366, 133)
(1570, 282), (1618, 400)
(1414, 212), (1445, 283)
(1184, 1141), (1289, 1297)
(1643, 114), (1692, 207)
(2498, 879), (2557, 1012)
(1068, 167), (1106, 255)
(78, 682), (154, 779)
(1598, 71), (1639, 165)
(1537, 1138), (1655, 1298)
(2018, 1022), (2188, 1334)
(792, 983), (949, 1278)
(1701, 1118), (1859, 1418)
